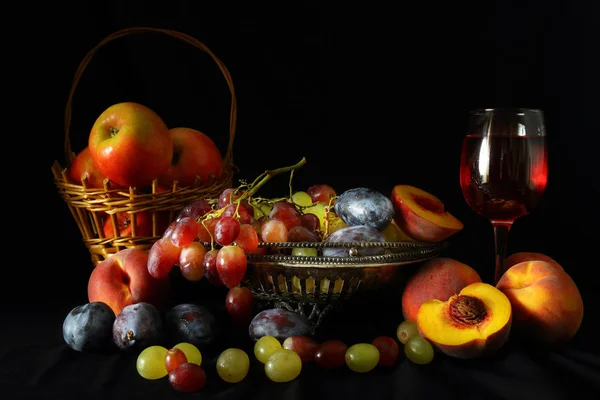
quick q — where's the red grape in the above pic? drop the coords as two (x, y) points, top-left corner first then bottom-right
(283, 336), (320, 363)
(222, 203), (252, 224)
(235, 224), (259, 253)
(217, 188), (253, 214)
(225, 286), (254, 324)
(197, 217), (219, 242)
(148, 236), (181, 279)
(300, 213), (320, 232)
(372, 336), (399, 367)
(168, 363), (206, 392)
(165, 347), (188, 373)
(314, 340), (347, 368)
(179, 242), (208, 281)
(163, 221), (177, 238)
(214, 216), (241, 246)
(216, 245), (247, 288)
(269, 201), (302, 231)
(176, 199), (212, 221)
(307, 184), (337, 204)
(202, 249), (222, 286)
(287, 226), (320, 242)
(170, 217), (200, 247)
(261, 218), (288, 242)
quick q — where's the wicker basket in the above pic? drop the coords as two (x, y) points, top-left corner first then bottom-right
(51, 27), (236, 266)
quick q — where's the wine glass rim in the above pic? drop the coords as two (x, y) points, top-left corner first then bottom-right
(470, 107), (543, 114)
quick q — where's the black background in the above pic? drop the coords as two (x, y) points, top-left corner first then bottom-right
(4, 1), (600, 399)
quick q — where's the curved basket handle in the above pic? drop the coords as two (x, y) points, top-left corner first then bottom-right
(64, 27), (237, 166)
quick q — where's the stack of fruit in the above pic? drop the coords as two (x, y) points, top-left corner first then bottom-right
(66, 101), (225, 239)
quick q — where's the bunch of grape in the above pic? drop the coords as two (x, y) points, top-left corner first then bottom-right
(146, 181), (339, 290)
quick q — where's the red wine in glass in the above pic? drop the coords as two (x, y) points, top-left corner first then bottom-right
(459, 108), (548, 283)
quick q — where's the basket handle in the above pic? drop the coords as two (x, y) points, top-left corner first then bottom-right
(64, 27), (237, 166)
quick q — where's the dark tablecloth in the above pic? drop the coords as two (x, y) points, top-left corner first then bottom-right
(2, 280), (598, 400)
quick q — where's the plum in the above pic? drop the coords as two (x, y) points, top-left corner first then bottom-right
(249, 308), (314, 342)
(322, 225), (386, 257)
(62, 302), (115, 352)
(334, 187), (395, 230)
(112, 302), (163, 351)
(165, 303), (219, 348)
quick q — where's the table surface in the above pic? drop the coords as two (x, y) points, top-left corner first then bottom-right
(2, 275), (599, 400)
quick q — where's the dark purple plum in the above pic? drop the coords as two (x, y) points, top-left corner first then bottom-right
(249, 308), (314, 342)
(112, 302), (163, 351)
(334, 187), (394, 230)
(62, 302), (115, 352)
(165, 303), (219, 348)
(322, 225), (386, 257)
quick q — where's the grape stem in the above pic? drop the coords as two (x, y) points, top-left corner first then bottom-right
(240, 157), (307, 202)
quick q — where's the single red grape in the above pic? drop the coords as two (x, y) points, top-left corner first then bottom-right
(225, 286), (254, 324)
(300, 213), (320, 232)
(197, 217), (219, 242)
(283, 336), (320, 363)
(314, 340), (347, 368)
(261, 218), (288, 242)
(216, 245), (247, 288)
(176, 199), (212, 221)
(148, 236), (181, 279)
(214, 216), (241, 246)
(269, 201), (302, 230)
(168, 363), (206, 392)
(235, 224), (259, 253)
(165, 347), (188, 373)
(307, 184), (336, 204)
(222, 203), (252, 224)
(170, 217), (199, 247)
(202, 249), (222, 286)
(372, 336), (400, 367)
(179, 241), (208, 281)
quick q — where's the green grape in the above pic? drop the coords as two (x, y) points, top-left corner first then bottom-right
(292, 191), (313, 207)
(174, 342), (202, 366)
(397, 320), (419, 344)
(304, 202), (326, 223)
(292, 248), (318, 257)
(217, 348), (250, 383)
(136, 345), (168, 380)
(264, 349), (302, 383)
(404, 336), (434, 364)
(345, 343), (380, 373)
(254, 335), (282, 363)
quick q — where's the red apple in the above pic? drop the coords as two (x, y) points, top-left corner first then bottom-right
(68, 147), (111, 188)
(158, 127), (224, 188)
(103, 211), (172, 238)
(88, 102), (173, 188)
(87, 248), (170, 316)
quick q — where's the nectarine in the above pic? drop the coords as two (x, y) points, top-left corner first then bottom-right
(417, 282), (512, 359)
(88, 248), (170, 316)
(504, 252), (563, 271)
(391, 185), (463, 242)
(401, 257), (482, 322)
(496, 260), (583, 346)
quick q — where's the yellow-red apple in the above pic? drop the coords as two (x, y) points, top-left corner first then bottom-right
(158, 127), (223, 188)
(68, 147), (111, 188)
(496, 260), (584, 346)
(87, 248), (170, 316)
(391, 185), (464, 242)
(88, 102), (172, 188)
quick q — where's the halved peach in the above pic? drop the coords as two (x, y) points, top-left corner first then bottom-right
(417, 282), (512, 359)
(391, 185), (463, 242)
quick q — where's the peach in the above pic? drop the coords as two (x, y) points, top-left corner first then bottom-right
(401, 257), (482, 322)
(88, 248), (170, 316)
(504, 252), (563, 271)
(496, 260), (583, 346)
(391, 185), (464, 242)
(417, 282), (512, 359)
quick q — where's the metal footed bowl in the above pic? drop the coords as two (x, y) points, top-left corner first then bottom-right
(240, 240), (448, 324)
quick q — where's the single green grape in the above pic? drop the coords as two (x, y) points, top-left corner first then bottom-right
(217, 348), (250, 383)
(292, 191), (313, 207)
(254, 335), (282, 363)
(136, 345), (168, 380)
(345, 343), (380, 373)
(397, 320), (419, 344)
(292, 248), (318, 257)
(304, 202), (326, 222)
(174, 342), (202, 366)
(264, 349), (302, 383)
(404, 336), (434, 364)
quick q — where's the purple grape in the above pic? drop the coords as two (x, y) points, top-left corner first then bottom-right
(334, 187), (394, 230)
(112, 302), (163, 351)
(165, 303), (219, 348)
(176, 199), (212, 221)
(322, 225), (386, 257)
(62, 302), (115, 352)
(249, 308), (314, 342)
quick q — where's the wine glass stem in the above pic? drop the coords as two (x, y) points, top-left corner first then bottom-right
(493, 224), (511, 284)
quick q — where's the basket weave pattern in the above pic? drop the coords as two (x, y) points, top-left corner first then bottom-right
(52, 27), (237, 266)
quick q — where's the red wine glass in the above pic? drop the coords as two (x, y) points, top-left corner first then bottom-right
(460, 108), (548, 283)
